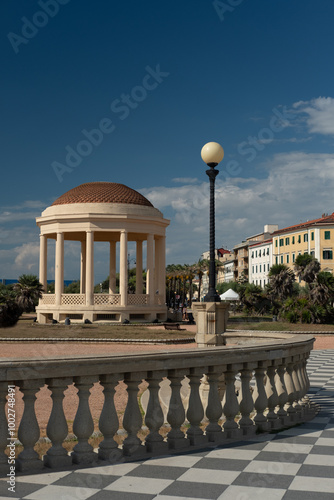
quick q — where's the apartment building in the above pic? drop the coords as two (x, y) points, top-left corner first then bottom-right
(233, 224), (278, 281)
(271, 213), (334, 275)
(248, 239), (273, 287)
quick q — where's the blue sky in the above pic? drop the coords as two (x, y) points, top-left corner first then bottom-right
(1, 0), (334, 283)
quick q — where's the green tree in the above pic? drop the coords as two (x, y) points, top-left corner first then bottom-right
(267, 264), (296, 315)
(294, 254), (321, 288)
(0, 291), (22, 327)
(310, 271), (334, 307)
(13, 274), (44, 312)
(64, 281), (80, 293)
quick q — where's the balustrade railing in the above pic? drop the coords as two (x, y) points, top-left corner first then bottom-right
(93, 294), (121, 305)
(61, 294), (85, 306)
(0, 334), (316, 475)
(128, 294), (148, 305)
(39, 294), (56, 305)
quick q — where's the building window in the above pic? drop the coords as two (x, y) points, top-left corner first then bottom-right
(323, 250), (333, 260)
(285, 237), (290, 245)
(280, 238), (284, 246)
(252, 266), (254, 273)
(251, 252), (254, 258)
(267, 263), (270, 271)
(292, 253), (295, 263)
(280, 255), (283, 264)
(259, 250), (261, 257)
(266, 248), (269, 255)
(275, 240), (278, 247)
(287, 254), (289, 264)
(292, 236), (295, 244)
(311, 232), (314, 241)
(311, 251), (315, 257)
(298, 235), (301, 243)
(304, 234), (308, 242)
(260, 265), (262, 272)
(256, 251), (257, 257)
(256, 265), (258, 273)
(275, 257), (278, 264)
(325, 231), (331, 240)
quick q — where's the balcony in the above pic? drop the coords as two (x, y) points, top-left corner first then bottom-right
(0, 333), (316, 474)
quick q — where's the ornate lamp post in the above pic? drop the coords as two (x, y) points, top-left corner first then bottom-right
(201, 142), (224, 303)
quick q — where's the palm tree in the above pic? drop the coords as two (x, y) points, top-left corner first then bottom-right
(13, 274), (44, 313)
(267, 264), (296, 302)
(0, 289), (22, 327)
(294, 254), (320, 288)
(191, 259), (209, 301)
(310, 271), (334, 306)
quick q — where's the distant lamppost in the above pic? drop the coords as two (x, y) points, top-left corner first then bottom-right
(201, 141), (224, 302)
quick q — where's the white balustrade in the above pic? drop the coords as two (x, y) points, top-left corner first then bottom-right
(0, 334), (317, 476)
(61, 294), (85, 305)
(39, 293), (56, 305)
(94, 294), (120, 305)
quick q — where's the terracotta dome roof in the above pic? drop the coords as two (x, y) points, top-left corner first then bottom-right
(52, 182), (153, 207)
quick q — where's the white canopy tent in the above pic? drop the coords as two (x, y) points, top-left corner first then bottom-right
(220, 289), (240, 301)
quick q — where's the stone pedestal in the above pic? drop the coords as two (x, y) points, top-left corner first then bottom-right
(192, 302), (229, 348)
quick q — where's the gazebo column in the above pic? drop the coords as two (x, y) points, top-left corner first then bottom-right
(136, 240), (143, 294)
(158, 236), (166, 303)
(80, 240), (86, 294)
(146, 233), (154, 305)
(85, 231), (94, 306)
(55, 232), (64, 306)
(120, 231), (128, 306)
(109, 241), (117, 294)
(154, 237), (160, 294)
(39, 234), (47, 293)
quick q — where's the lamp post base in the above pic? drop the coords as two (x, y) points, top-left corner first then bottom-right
(204, 292), (221, 303)
(192, 301), (229, 348)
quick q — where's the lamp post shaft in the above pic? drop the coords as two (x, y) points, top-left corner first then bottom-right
(204, 166), (220, 302)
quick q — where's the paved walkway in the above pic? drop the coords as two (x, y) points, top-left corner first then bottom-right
(1, 349), (333, 500)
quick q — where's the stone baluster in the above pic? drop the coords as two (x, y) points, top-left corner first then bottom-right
(145, 371), (167, 454)
(300, 355), (311, 408)
(296, 358), (309, 416)
(123, 372), (145, 456)
(205, 366), (225, 443)
(223, 366), (240, 439)
(72, 376), (98, 464)
(265, 363), (281, 429)
(0, 383), (9, 474)
(292, 358), (302, 417)
(98, 374), (122, 462)
(167, 369), (190, 449)
(44, 377), (72, 468)
(253, 363), (269, 432)
(187, 367), (207, 446)
(276, 363), (289, 425)
(239, 366), (256, 436)
(16, 380), (44, 472)
(284, 361), (298, 422)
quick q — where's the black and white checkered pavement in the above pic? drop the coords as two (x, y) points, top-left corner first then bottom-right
(1, 349), (333, 500)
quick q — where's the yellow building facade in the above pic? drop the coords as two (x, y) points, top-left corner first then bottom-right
(272, 213), (334, 275)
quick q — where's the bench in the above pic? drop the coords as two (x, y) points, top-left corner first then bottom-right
(163, 323), (185, 331)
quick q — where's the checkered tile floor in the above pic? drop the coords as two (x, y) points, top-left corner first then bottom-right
(1, 349), (333, 500)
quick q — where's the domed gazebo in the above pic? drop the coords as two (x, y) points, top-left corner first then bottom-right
(35, 182), (170, 323)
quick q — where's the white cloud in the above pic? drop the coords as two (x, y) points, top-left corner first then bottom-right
(172, 177), (199, 184)
(142, 152), (334, 263)
(293, 97), (334, 135)
(14, 242), (40, 271)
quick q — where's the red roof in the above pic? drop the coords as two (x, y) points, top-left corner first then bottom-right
(52, 182), (153, 207)
(272, 213), (334, 236)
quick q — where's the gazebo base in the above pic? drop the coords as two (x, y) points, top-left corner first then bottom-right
(36, 305), (167, 324)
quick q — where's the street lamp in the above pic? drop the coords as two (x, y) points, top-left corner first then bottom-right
(201, 141), (224, 302)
